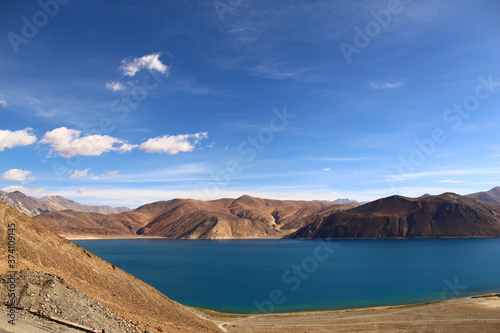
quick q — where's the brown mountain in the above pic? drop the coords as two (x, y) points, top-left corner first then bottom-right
(0, 191), (131, 217)
(34, 195), (355, 238)
(0, 202), (217, 332)
(467, 186), (500, 205)
(286, 193), (500, 239)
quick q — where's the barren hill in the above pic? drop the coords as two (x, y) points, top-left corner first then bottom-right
(0, 191), (130, 217)
(0, 202), (217, 332)
(467, 186), (500, 205)
(34, 195), (354, 239)
(287, 193), (500, 239)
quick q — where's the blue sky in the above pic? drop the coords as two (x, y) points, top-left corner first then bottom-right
(1, 0), (499, 207)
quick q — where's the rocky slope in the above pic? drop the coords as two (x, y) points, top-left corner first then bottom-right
(34, 195), (355, 238)
(0, 270), (141, 332)
(287, 193), (500, 239)
(467, 186), (500, 205)
(0, 202), (217, 332)
(0, 191), (130, 217)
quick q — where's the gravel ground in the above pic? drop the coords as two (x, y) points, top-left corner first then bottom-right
(0, 270), (141, 333)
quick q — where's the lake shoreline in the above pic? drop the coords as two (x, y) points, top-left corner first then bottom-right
(192, 293), (500, 332)
(191, 292), (500, 316)
(62, 234), (284, 240)
(63, 234), (500, 240)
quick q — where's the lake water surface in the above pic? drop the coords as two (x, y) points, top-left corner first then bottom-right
(73, 238), (500, 313)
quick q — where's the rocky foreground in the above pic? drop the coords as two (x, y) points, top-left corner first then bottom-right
(0, 202), (217, 333)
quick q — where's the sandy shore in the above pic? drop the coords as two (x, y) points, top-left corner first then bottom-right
(191, 294), (500, 332)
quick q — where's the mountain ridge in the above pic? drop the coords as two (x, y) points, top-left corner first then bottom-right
(467, 186), (500, 205)
(34, 195), (355, 239)
(286, 192), (500, 239)
(0, 191), (131, 217)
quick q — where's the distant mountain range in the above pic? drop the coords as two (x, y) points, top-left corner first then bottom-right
(3, 186), (500, 239)
(314, 198), (363, 205)
(287, 192), (500, 239)
(0, 191), (130, 217)
(33, 195), (355, 238)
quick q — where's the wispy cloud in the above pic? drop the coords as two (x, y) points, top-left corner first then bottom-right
(120, 53), (169, 77)
(381, 167), (500, 183)
(437, 180), (464, 184)
(250, 64), (321, 82)
(90, 170), (121, 180)
(84, 164), (209, 184)
(308, 157), (375, 162)
(105, 81), (126, 91)
(0, 99), (7, 107)
(69, 168), (91, 179)
(370, 81), (405, 89)
(70, 169), (121, 180)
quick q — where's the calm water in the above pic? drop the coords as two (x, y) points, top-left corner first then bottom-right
(73, 238), (500, 313)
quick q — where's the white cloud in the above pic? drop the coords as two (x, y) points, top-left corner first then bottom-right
(139, 132), (208, 154)
(438, 180), (464, 183)
(323, 168), (331, 172)
(105, 81), (126, 91)
(70, 169), (121, 180)
(118, 143), (137, 153)
(370, 81), (405, 89)
(2, 169), (35, 183)
(0, 99), (7, 107)
(120, 53), (169, 77)
(40, 127), (133, 158)
(1, 186), (47, 196)
(69, 168), (91, 179)
(0, 128), (37, 151)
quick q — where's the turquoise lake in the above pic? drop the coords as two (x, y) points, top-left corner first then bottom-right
(73, 238), (500, 314)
